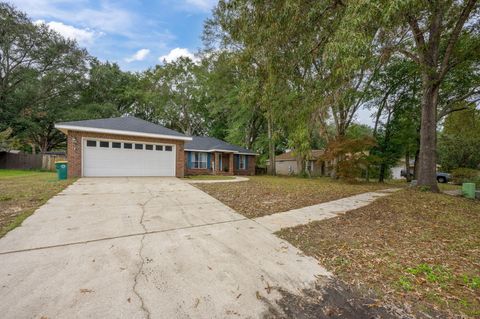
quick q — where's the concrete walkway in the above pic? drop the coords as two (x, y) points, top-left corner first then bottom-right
(254, 189), (399, 233)
(186, 176), (249, 184)
(0, 177), (329, 319)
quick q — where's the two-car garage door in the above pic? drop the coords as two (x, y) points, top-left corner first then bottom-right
(83, 139), (176, 177)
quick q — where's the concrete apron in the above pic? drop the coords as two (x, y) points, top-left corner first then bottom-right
(0, 177), (330, 319)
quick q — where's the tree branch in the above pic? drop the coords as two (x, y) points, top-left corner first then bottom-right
(439, 0), (477, 81)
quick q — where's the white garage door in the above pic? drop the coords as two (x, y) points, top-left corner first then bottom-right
(83, 139), (176, 177)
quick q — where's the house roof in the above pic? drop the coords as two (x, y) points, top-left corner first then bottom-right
(55, 116), (192, 141)
(275, 149), (325, 161)
(185, 136), (257, 155)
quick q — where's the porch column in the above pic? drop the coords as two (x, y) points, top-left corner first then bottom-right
(229, 153), (234, 175)
(214, 152), (219, 175)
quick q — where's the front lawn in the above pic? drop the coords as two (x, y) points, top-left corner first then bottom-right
(195, 175), (400, 218)
(278, 189), (480, 318)
(0, 169), (75, 237)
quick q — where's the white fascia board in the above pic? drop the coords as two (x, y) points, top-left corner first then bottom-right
(54, 124), (192, 141)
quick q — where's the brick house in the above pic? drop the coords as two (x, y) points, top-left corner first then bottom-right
(55, 116), (256, 178)
(185, 136), (256, 176)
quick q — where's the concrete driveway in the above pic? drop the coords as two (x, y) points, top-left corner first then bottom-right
(0, 177), (329, 318)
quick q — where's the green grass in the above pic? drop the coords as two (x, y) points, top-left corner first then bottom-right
(184, 175), (236, 180)
(0, 169), (75, 238)
(0, 169), (48, 178)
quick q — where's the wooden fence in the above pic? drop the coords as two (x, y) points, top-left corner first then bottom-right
(0, 153), (66, 171)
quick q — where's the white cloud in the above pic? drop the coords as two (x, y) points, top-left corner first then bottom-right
(184, 0), (217, 11)
(34, 20), (101, 46)
(125, 49), (150, 62)
(158, 48), (197, 63)
(11, 0), (135, 35)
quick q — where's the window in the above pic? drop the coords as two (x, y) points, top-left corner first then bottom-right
(145, 144), (153, 150)
(165, 145), (173, 151)
(86, 140), (96, 147)
(112, 142), (121, 148)
(239, 155), (247, 170)
(124, 143), (132, 149)
(192, 152), (207, 169)
(135, 143), (143, 150)
(100, 141), (109, 148)
(155, 145), (163, 151)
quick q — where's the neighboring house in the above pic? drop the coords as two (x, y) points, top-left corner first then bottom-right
(55, 116), (256, 177)
(391, 159), (415, 179)
(271, 150), (330, 176)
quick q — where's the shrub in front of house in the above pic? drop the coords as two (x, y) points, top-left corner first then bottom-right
(451, 168), (480, 186)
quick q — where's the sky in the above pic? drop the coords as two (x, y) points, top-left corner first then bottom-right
(8, 0), (374, 126)
(9, 0), (216, 71)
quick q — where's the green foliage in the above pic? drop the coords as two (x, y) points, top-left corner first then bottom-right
(439, 109), (480, 171)
(0, 3), (91, 152)
(397, 276), (413, 291)
(0, 128), (20, 151)
(451, 168), (480, 185)
(323, 136), (377, 181)
(407, 264), (453, 284)
(462, 275), (480, 290)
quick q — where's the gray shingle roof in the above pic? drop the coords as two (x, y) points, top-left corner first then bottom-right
(185, 136), (256, 155)
(56, 116), (188, 138)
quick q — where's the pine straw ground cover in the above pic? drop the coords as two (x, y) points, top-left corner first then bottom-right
(195, 176), (399, 218)
(0, 169), (74, 237)
(278, 189), (480, 318)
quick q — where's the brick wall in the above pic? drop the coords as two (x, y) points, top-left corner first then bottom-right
(184, 152), (256, 176)
(66, 130), (185, 178)
(234, 155), (256, 176)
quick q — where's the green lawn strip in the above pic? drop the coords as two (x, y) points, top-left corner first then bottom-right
(0, 169), (47, 178)
(0, 170), (75, 238)
(277, 189), (480, 317)
(184, 175), (236, 180)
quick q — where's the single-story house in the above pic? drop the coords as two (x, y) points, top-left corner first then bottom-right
(269, 150), (330, 176)
(55, 116), (256, 177)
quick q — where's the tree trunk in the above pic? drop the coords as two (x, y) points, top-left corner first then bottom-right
(405, 149), (412, 183)
(413, 149), (419, 179)
(267, 113), (276, 175)
(417, 82), (440, 192)
(378, 163), (386, 183)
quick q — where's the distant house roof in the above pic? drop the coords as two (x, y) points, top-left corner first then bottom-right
(55, 116), (192, 141)
(275, 150), (325, 161)
(185, 136), (257, 155)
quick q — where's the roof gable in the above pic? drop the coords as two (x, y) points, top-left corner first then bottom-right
(185, 136), (256, 155)
(55, 116), (191, 141)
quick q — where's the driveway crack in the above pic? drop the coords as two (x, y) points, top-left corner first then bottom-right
(132, 191), (155, 319)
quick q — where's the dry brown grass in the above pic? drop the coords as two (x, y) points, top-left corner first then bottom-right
(196, 175), (400, 218)
(0, 170), (74, 237)
(278, 189), (480, 318)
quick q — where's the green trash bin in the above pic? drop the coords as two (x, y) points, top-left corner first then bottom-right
(462, 182), (476, 199)
(55, 161), (68, 180)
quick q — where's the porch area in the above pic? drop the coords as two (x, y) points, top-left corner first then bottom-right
(185, 151), (235, 176)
